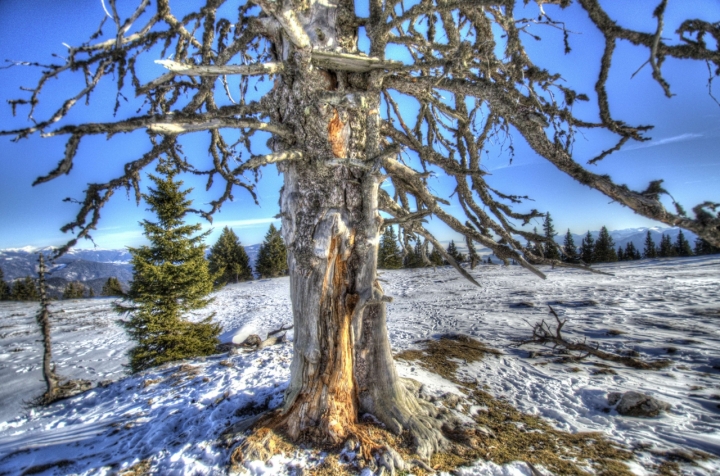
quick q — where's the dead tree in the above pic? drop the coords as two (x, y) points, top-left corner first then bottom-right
(36, 254), (59, 403)
(34, 253), (94, 405)
(2, 0), (718, 464)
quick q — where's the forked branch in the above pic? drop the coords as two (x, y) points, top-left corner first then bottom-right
(519, 306), (670, 370)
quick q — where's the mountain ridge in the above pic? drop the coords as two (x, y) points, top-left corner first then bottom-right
(0, 244), (261, 298)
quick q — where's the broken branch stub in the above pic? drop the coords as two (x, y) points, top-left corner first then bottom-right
(238, 324), (293, 351)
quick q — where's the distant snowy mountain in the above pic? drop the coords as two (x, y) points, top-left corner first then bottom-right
(0, 243), (263, 288)
(243, 243), (261, 270)
(0, 249), (132, 283)
(60, 248), (134, 264)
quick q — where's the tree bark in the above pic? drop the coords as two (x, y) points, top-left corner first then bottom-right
(278, 157), (444, 456)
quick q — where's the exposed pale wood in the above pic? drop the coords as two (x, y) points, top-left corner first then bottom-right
(157, 59), (285, 76)
(147, 118), (290, 137)
(137, 60), (287, 94)
(233, 150), (303, 174)
(142, 53), (401, 95)
(311, 50), (403, 72)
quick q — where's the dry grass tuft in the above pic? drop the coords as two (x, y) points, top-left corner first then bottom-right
(592, 367), (618, 375)
(646, 448), (714, 475)
(396, 334), (502, 381)
(33, 379), (93, 406)
(311, 454), (356, 476)
(142, 378), (162, 388)
(230, 418), (409, 475)
(118, 458), (153, 476)
(168, 364), (201, 386)
(453, 385), (634, 476)
(399, 334), (635, 476)
(230, 334), (675, 475)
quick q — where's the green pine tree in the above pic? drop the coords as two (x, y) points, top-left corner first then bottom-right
(694, 238), (720, 255)
(429, 245), (444, 266)
(102, 277), (125, 297)
(0, 268), (9, 301)
(617, 246), (625, 261)
(404, 240), (424, 268)
(658, 234), (677, 257)
(378, 226), (402, 269)
(562, 230), (578, 262)
(465, 222), (480, 270)
(674, 230), (693, 257)
(593, 226), (617, 263)
(643, 231), (657, 258)
(580, 231), (595, 263)
(63, 281), (86, 299)
(11, 276), (39, 301)
(119, 161), (220, 373)
(446, 240), (466, 264)
(527, 227), (543, 258)
(255, 224), (288, 278)
(542, 213), (560, 260)
(625, 242), (640, 260)
(209, 226), (253, 284)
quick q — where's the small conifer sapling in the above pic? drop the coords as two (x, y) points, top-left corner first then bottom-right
(119, 161), (220, 373)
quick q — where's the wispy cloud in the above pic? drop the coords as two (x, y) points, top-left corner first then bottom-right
(75, 229), (145, 249)
(625, 133), (703, 151)
(209, 217), (280, 229)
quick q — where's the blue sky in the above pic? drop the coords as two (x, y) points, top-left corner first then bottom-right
(0, 0), (718, 250)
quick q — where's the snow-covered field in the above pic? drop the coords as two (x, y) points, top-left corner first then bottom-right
(0, 256), (719, 475)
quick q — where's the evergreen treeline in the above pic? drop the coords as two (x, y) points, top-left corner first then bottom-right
(377, 226), (467, 269)
(0, 267), (10, 301)
(63, 281), (93, 299)
(557, 225), (714, 264)
(102, 277), (125, 297)
(10, 277), (39, 301)
(373, 217), (719, 270)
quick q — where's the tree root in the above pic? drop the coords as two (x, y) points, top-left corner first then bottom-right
(519, 306), (671, 370)
(33, 378), (93, 406)
(225, 376), (631, 475)
(227, 378), (492, 474)
(228, 333), (634, 474)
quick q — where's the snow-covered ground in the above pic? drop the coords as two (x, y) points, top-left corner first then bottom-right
(0, 256), (719, 475)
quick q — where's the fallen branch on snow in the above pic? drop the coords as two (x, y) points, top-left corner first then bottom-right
(518, 306), (670, 370)
(239, 324), (294, 351)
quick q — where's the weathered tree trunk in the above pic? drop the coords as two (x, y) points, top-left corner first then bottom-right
(278, 152), (444, 457)
(255, 2), (445, 458)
